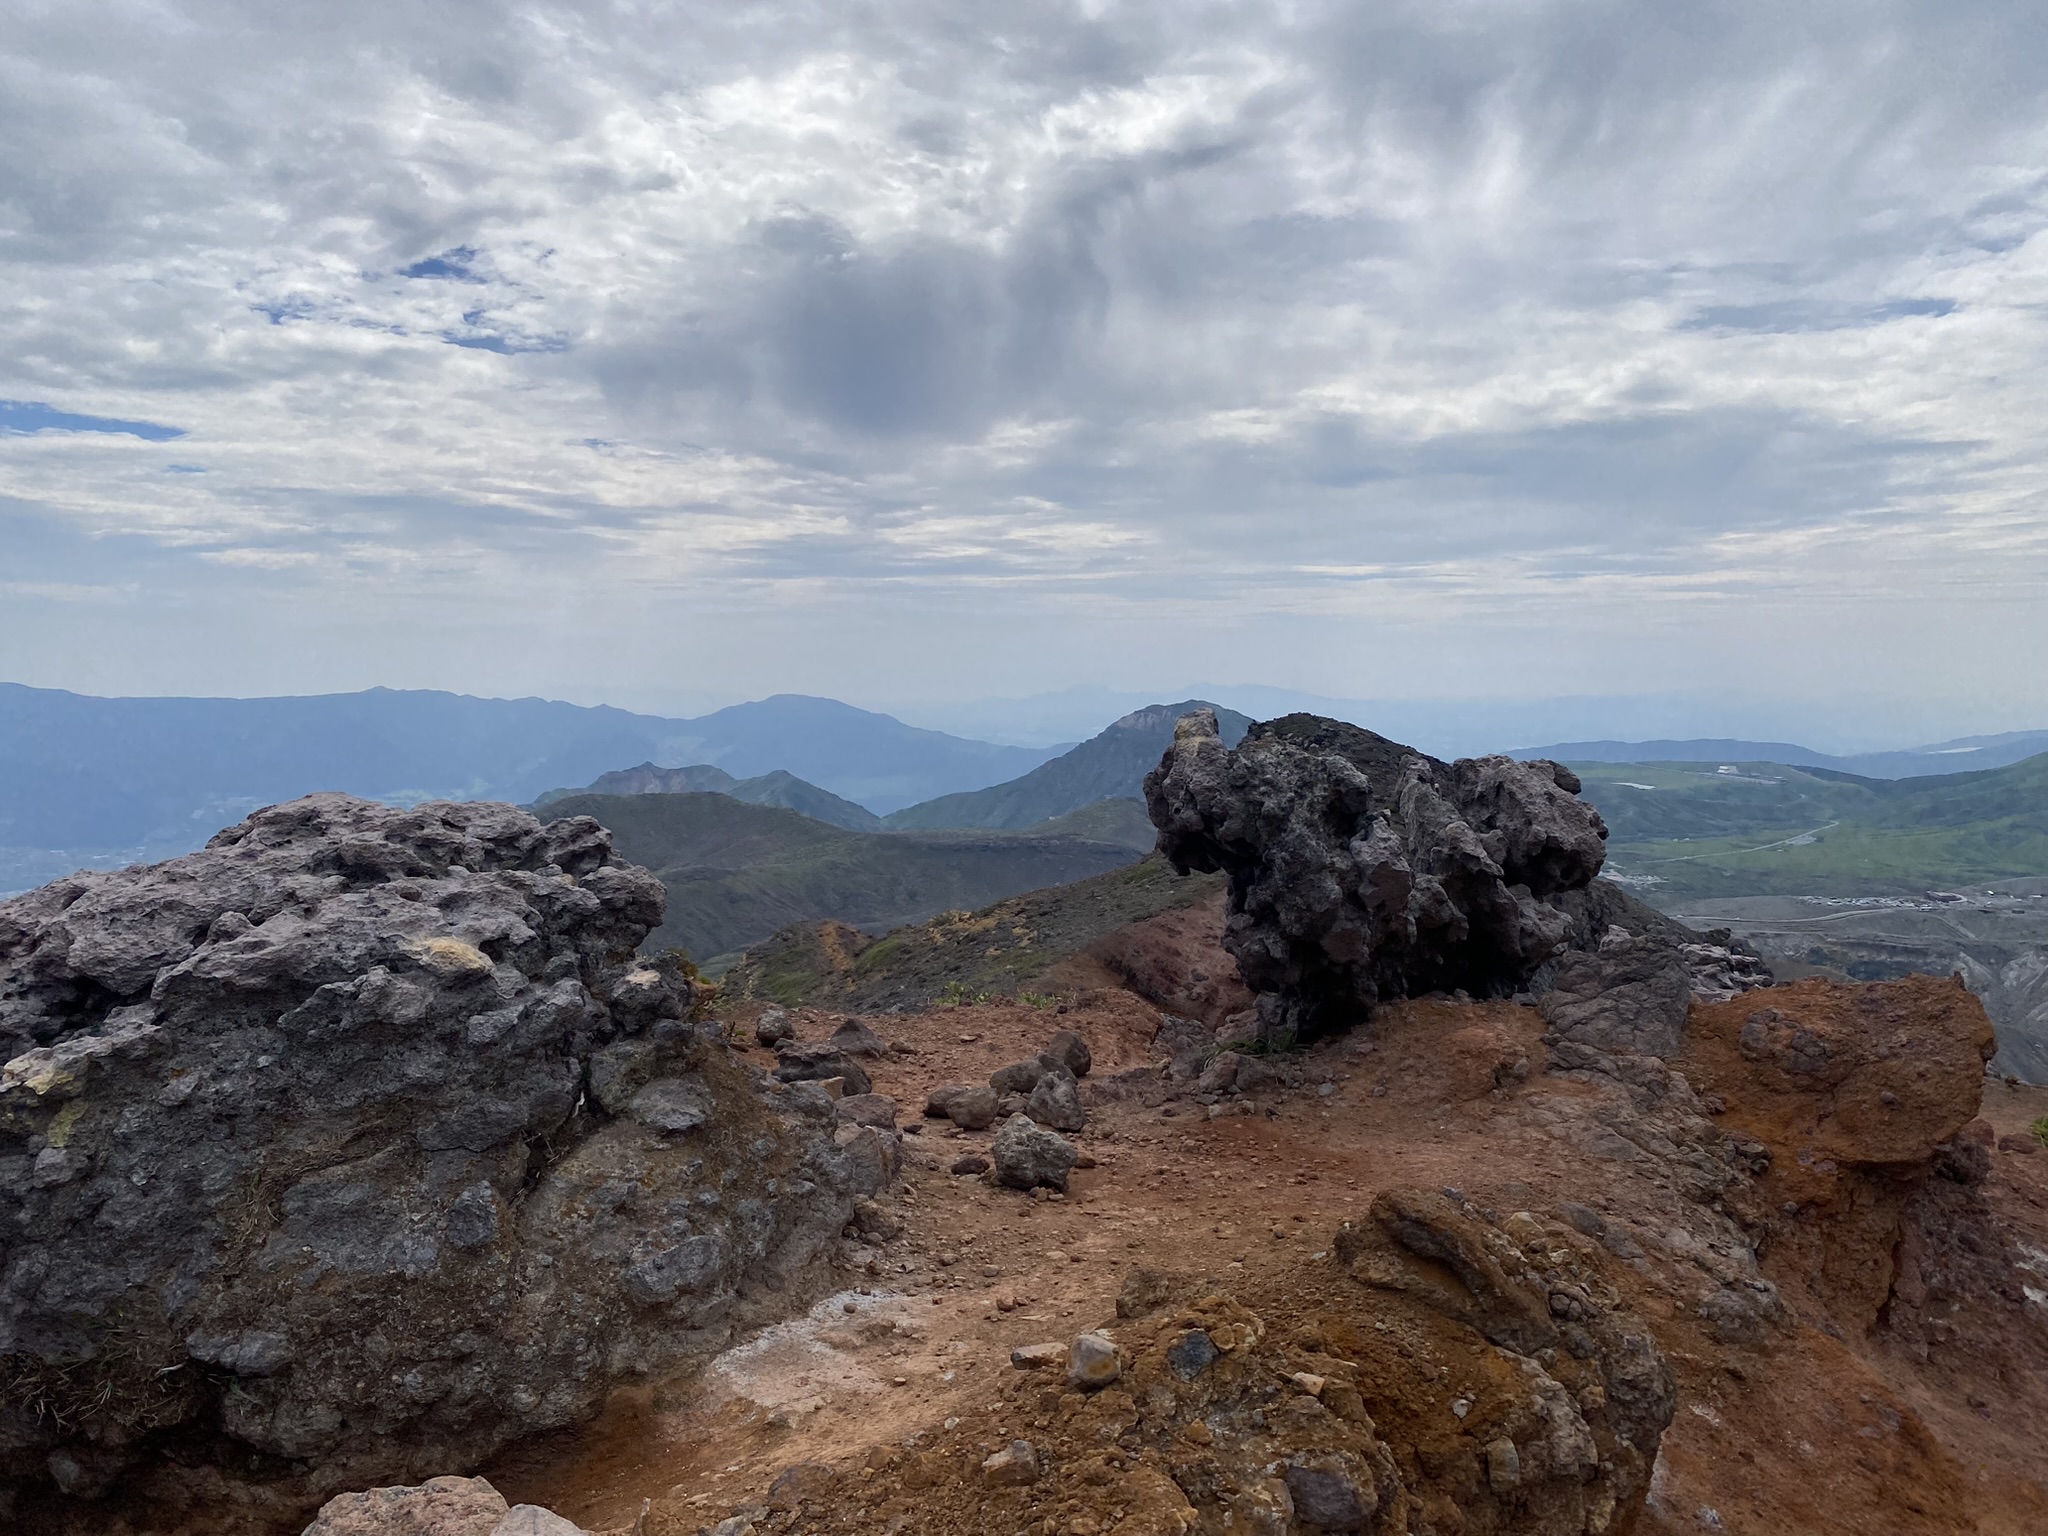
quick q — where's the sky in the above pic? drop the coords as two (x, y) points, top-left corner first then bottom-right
(4, 0), (2048, 748)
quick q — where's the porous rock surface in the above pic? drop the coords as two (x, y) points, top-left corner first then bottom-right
(1145, 711), (1612, 1041)
(0, 795), (876, 1531)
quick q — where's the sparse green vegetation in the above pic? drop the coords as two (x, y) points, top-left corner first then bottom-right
(1201, 1035), (1276, 1066)
(720, 853), (1226, 1011)
(1578, 752), (2048, 900)
(2031, 1115), (2048, 1148)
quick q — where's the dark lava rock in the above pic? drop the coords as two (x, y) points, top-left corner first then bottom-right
(989, 1058), (1047, 1096)
(0, 794), (876, 1531)
(1144, 709), (1613, 1042)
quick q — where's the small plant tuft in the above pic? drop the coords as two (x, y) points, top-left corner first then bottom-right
(2029, 1115), (2048, 1148)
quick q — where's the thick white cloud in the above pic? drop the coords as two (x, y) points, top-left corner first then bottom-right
(2, 0), (2046, 738)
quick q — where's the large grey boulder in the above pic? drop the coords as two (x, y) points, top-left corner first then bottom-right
(0, 794), (873, 1530)
(1144, 710), (1612, 1043)
(992, 1112), (1079, 1192)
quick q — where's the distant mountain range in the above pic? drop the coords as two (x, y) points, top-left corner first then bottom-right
(531, 700), (1250, 842)
(1516, 730), (2048, 780)
(6, 674), (2044, 902)
(882, 701), (1254, 831)
(0, 684), (1062, 889)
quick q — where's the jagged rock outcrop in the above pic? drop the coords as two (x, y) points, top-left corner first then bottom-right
(1144, 711), (1613, 1041)
(0, 795), (877, 1532)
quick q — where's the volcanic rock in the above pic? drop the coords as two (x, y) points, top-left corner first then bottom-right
(992, 1112), (1079, 1192)
(752, 1007), (794, 1047)
(834, 1092), (899, 1130)
(1144, 710), (1615, 1042)
(989, 1058), (1047, 1096)
(1540, 933), (1695, 1062)
(924, 1081), (998, 1130)
(1042, 1029), (1092, 1077)
(0, 794), (873, 1530)
(1026, 1069), (1086, 1132)
(773, 1042), (873, 1097)
(827, 1018), (890, 1058)
(1066, 1331), (1122, 1389)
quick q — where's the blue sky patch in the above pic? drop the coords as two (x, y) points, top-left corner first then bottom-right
(1681, 297), (1958, 334)
(400, 246), (485, 281)
(253, 295), (318, 324)
(0, 400), (185, 441)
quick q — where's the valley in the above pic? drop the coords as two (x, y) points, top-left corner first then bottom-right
(1571, 754), (2048, 1078)
(540, 791), (1142, 968)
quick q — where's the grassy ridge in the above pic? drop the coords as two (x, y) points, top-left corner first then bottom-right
(722, 854), (1224, 1010)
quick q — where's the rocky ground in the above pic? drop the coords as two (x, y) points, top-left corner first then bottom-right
(454, 976), (2048, 1536)
(18, 724), (2048, 1536)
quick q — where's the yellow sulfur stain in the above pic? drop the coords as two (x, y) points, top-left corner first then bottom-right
(48, 1099), (86, 1147)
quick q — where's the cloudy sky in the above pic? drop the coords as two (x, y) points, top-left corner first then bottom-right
(3, 0), (2046, 745)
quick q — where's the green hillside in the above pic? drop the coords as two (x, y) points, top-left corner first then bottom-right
(1024, 796), (1158, 851)
(535, 761), (881, 830)
(1577, 752), (2048, 900)
(883, 701), (1252, 831)
(722, 854), (1225, 1010)
(543, 791), (1138, 966)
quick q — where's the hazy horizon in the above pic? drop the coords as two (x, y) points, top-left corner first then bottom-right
(5, 673), (2039, 761)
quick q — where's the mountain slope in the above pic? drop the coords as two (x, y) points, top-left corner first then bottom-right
(1023, 797), (1158, 851)
(883, 701), (1253, 831)
(0, 684), (1055, 884)
(539, 763), (741, 800)
(534, 762), (882, 831)
(722, 854), (1227, 1010)
(542, 791), (1138, 964)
